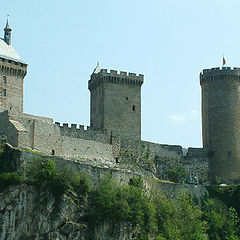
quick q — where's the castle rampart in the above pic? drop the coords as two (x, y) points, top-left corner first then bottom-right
(0, 57), (27, 77)
(88, 69), (144, 91)
(200, 67), (240, 85)
(55, 122), (112, 144)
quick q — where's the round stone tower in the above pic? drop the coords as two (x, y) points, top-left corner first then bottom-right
(200, 67), (240, 183)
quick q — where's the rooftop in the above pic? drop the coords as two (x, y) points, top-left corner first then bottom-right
(0, 38), (24, 63)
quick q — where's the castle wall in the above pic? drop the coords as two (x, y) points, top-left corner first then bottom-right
(30, 120), (63, 156)
(57, 122), (110, 144)
(118, 139), (209, 183)
(3, 113), (116, 163)
(15, 147), (208, 200)
(119, 139), (183, 177)
(0, 111), (19, 147)
(185, 148), (209, 184)
(61, 137), (114, 162)
(0, 108), (210, 182)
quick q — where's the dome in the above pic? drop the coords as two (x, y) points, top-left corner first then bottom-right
(0, 38), (24, 63)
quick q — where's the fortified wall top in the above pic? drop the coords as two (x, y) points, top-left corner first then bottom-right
(88, 69), (144, 90)
(0, 57), (27, 77)
(200, 67), (240, 85)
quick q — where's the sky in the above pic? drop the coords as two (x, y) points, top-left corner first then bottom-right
(0, 0), (239, 148)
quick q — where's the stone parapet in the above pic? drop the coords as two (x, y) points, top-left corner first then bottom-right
(55, 122), (111, 144)
(88, 69), (144, 91)
(200, 67), (240, 85)
(0, 57), (27, 77)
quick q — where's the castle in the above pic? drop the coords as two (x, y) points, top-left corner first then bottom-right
(0, 19), (238, 184)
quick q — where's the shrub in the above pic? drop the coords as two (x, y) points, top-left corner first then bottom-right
(202, 198), (239, 240)
(27, 158), (90, 198)
(0, 172), (24, 191)
(154, 193), (207, 240)
(129, 176), (144, 188)
(167, 165), (187, 183)
(71, 173), (90, 198)
(91, 176), (157, 236)
(0, 144), (17, 173)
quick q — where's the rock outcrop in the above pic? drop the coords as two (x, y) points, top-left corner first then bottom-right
(0, 184), (136, 240)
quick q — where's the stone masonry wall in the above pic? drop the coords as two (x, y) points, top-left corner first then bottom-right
(118, 138), (209, 183)
(200, 67), (240, 183)
(0, 110), (210, 182)
(0, 58), (27, 112)
(89, 69), (143, 140)
(2, 111), (116, 165)
(13, 146), (208, 200)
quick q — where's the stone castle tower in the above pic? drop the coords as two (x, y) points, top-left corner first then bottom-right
(88, 65), (144, 139)
(200, 67), (240, 183)
(0, 19), (27, 112)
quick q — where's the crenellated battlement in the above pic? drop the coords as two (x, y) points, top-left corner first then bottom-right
(0, 57), (27, 67)
(200, 67), (240, 85)
(55, 122), (92, 131)
(55, 122), (111, 144)
(99, 69), (144, 78)
(0, 57), (27, 77)
(88, 68), (144, 90)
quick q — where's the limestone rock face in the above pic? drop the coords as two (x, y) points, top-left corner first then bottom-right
(93, 221), (136, 240)
(0, 185), (135, 240)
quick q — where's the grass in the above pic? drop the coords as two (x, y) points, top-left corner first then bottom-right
(145, 177), (173, 184)
(19, 147), (49, 156)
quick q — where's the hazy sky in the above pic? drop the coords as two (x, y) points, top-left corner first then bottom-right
(1, 0), (239, 147)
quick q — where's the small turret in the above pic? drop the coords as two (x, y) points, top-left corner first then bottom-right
(4, 17), (12, 45)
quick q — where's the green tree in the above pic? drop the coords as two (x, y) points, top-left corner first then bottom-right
(91, 176), (157, 238)
(154, 193), (207, 240)
(203, 198), (239, 240)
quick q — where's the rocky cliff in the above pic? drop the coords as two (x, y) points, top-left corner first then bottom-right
(0, 184), (138, 240)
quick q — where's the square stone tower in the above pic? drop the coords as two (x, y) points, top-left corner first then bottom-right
(88, 67), (144, 140)
(0, 58), (27, 112)
(0, 19), (27, 112)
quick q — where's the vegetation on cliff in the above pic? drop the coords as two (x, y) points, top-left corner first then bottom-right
(0, 144), (240, 240)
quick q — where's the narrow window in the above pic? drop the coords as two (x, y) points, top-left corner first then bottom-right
(3, 76), (6, 84)
(132, 105), (135, 111)
(126, 97), (128, 100)
(52, 150), (55, 155)
(2, 89), (6, 96)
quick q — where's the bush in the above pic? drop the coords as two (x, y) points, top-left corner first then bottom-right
(129, 176), (144, 188)
(167, 165), (187, 183)
(0, 172), (24, 191)
(91, 176), (157, 236)
(71, 173), (90, 198)
(27, 158), (90, 198)
(0, 144), (17, 173)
